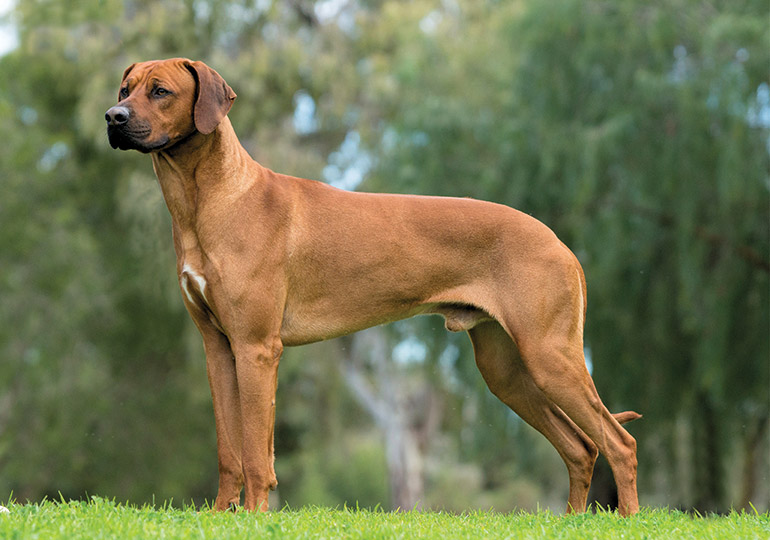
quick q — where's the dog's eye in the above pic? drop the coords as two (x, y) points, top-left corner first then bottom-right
(119, 87), (129, 99)
(153, 87), (171, 97)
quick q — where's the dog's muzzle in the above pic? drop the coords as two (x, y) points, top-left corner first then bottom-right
(105, 105), (130, 127)
(105, 106), (160, 152)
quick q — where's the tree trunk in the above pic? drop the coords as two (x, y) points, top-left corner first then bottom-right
(739, 411), (769, 509)
(692, 391), (724, 513)
(587, 456), (618, 511)
(383, 407), (424, 510)
(337, 328), (439, 511)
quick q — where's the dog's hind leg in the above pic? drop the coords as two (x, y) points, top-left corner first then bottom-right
(469, 320), (600, 513)
(519, 339), (639, 515)
(502, 251), (640, 515)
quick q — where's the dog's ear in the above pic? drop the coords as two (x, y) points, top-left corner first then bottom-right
(118, 63), (137, 100)
(185, 60), (237, 135)
(121, 63), (137, 81)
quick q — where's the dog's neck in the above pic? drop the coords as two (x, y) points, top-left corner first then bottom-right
(150, 116), (256, 231)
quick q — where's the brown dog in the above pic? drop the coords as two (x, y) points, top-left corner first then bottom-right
(105, 58), (641, 515)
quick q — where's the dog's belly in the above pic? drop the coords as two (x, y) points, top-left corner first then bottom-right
(279, 302), (423, 346)
(278, 245), (496, 346)
(279, 300), (491, 346)
(279, 248), (488, 345)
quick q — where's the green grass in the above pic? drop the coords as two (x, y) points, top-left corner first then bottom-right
(0, 498), (767, 539)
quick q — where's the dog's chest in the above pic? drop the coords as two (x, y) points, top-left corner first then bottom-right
(180, 263), (210, 309)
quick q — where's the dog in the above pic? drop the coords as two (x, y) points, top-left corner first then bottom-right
(105, 58), (640, 515)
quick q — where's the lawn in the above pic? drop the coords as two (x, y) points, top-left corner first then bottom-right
(0, 498), (767, 539)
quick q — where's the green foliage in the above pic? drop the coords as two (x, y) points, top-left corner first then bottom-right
(277, 432), (388, 509)
(0, 0), (767, 514)
(339, 0), (769, 511)
(1, 499), (769, 540)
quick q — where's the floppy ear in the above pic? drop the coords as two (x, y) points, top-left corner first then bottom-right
(118, 63), (136, 100)
(185, 60), (237, 135)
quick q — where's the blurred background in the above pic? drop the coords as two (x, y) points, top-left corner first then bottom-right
(0, 0), (768, 514)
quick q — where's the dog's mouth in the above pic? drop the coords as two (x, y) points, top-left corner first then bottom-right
(107, 124), (169, 154)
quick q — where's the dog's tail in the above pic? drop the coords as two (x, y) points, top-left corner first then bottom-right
(612, 411), (643, 425)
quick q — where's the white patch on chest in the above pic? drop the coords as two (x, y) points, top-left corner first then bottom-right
(181, 263), (209, 307)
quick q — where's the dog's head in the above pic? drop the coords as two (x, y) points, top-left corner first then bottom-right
(105, 58), (236, 153)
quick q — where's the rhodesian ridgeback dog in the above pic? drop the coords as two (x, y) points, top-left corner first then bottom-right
(105, 58), (641, 515)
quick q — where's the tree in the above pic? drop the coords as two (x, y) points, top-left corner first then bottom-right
(337, 327), (444, 510)
(338, 0), (769, 511)
(1, 0), (766, 512)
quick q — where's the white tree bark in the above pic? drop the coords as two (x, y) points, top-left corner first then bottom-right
(338, 327), (440, 511)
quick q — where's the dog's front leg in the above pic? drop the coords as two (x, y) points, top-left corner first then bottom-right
(232, 336), (283, 512)
(197, 322), (245, 511)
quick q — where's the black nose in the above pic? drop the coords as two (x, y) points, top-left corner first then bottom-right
(105, 106), (130, 126)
